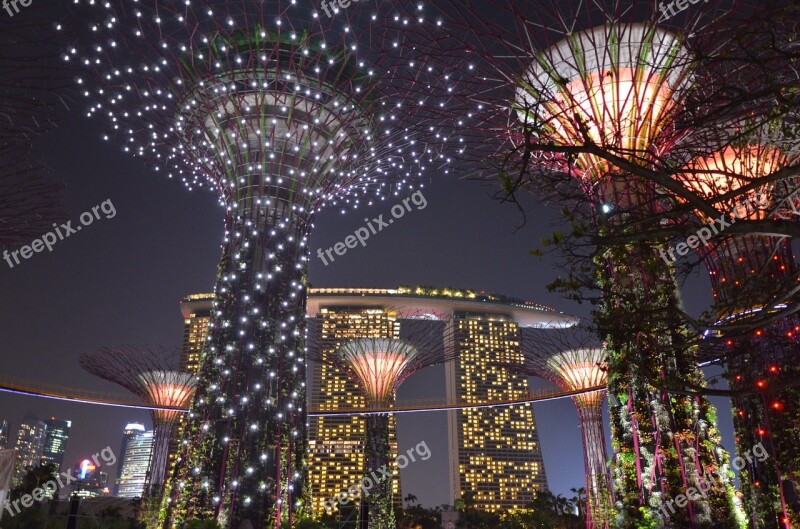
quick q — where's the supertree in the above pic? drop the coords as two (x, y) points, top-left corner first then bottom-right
(79, 346), (197, 498)
(307, 314), (447, 529)
(515, 325), (612, 529)
(64, 2), (454, 528)
(407, 2), (740, 526)
(677, 130), (800, 528)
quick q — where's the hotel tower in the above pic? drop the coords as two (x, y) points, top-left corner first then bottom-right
(180, 287), (575, 515)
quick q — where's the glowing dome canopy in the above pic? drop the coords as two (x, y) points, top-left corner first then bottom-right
(682, 144), (786, 220)
(547, 348), (608, 408)
(516, 23), (691, 181)
(139, 371), (197, 424)
(337, 338), (419, 405)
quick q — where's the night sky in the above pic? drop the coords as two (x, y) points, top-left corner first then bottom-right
(0, 107), (736, 507)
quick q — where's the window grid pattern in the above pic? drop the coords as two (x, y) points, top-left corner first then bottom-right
(450, 314), (548, 512)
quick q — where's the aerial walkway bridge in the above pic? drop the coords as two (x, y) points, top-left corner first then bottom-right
(0, 375), (600, 415)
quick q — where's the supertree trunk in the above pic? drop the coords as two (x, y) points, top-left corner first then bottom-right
(726, 320), (800, 529)
(596, 188), (739, 528)
(148, 422), (177, 497)
(165, 207), (309, 529)
(577, 405), (613, 529)
(363, 413), (395, 529)
(702, 235), (800, 528)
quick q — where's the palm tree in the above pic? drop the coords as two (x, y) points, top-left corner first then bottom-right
(569, 487), (586, 519)
(404, 493), (418, 507)
(553, 494), (573, 516)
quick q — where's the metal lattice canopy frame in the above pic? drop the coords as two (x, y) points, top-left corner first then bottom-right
(0, 2), (71, 248)
(307, 309), (451, 406)
(80, 346), (197, 495)
(64, 2), (459, 528)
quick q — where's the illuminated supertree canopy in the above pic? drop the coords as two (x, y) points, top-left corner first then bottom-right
(681, 138), (797, 314)
(404, 2), (741, 526)
(64, 2), (456, 528)
(678, 130), (800, 528)
(79, 346), (197, 498)
(337, 338), (419, 406)
(513, 23), (691, 196)
(307, 314), (448, 529)
(515, 325), (611, 529)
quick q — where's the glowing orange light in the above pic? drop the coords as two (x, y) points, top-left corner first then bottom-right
(517, 25), (688, 186)
(681, 145), (785, 221)
(548, 349), (608, 409)
(141, 372), (197, 424)
(338, 339), (418, 405)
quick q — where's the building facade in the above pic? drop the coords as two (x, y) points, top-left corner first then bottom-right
(117, 429), (155, 498)
(115, 423), (146, 496)
(179, 293), (215, 373)
(307, 305), (402, 516)
(13, 412), (46, 485)
(41, 417), (71, 471)
(445, 313), (548, 511)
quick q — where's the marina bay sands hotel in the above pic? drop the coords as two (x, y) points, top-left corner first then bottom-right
(179, 287), (577, 515)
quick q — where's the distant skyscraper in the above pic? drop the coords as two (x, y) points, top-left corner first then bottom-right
(114, 423), (146, 496)
(117, 429), (154, 498)
(445, 313), (549, 511)
(41, 417), (71, 471)
(179, 293), (215, 373)
(13, 412), (46, 485)
(0, 421), (9, 450)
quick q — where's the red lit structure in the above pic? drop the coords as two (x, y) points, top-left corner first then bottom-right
(680, 137), (800, 528)
(416, 2), (739, 525)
